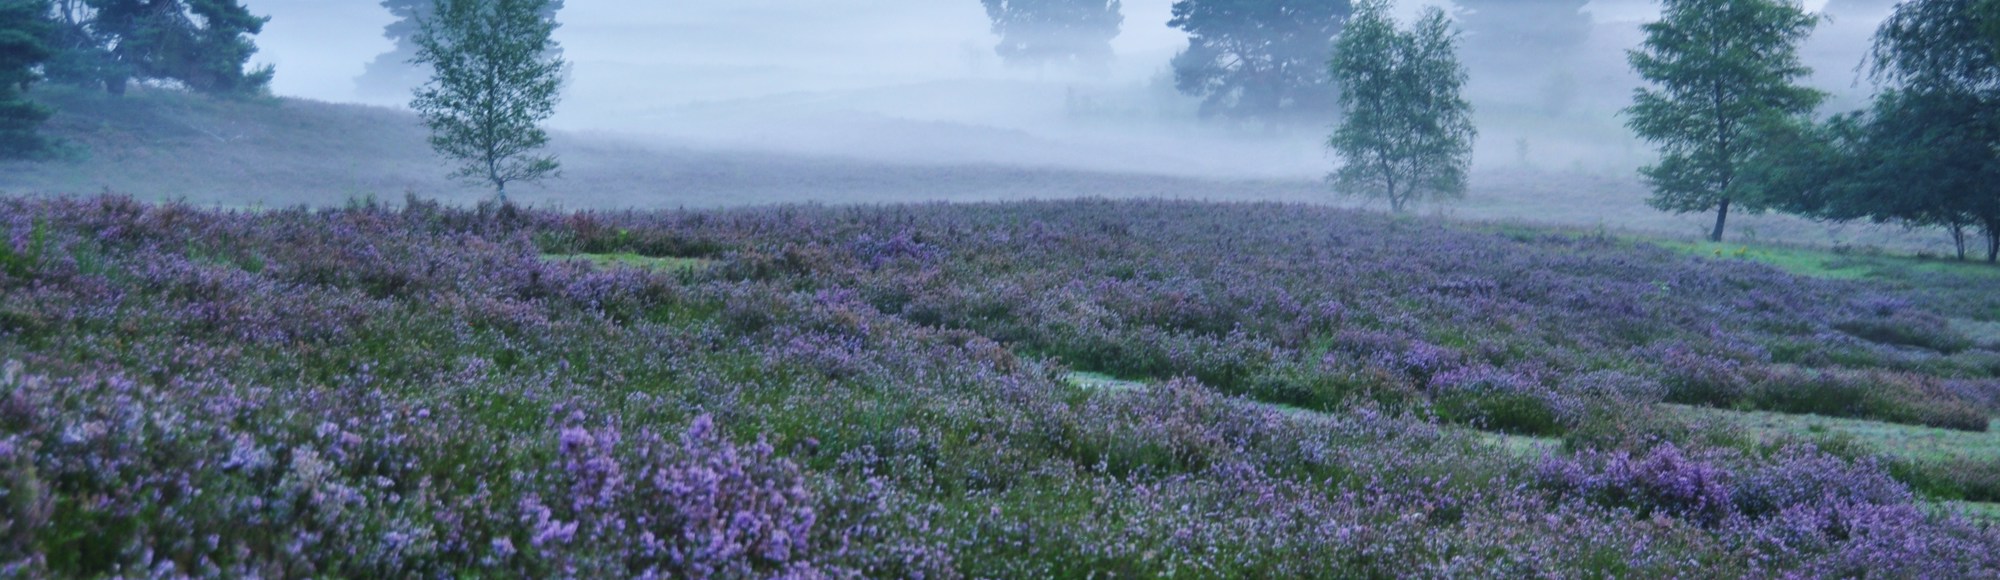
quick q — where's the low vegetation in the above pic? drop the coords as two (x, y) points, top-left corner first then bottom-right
(4, 196), (2000, 576)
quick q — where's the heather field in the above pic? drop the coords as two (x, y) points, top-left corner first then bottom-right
(6, 195), (2000, 577)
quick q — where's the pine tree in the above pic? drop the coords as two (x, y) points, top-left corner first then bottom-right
(1328, 1), (1476, 213)
(40, 0), (271, 96)
(0, 0), (55, 158)
(1624, 0), (1824, 242)
(412, 0), (565, 201)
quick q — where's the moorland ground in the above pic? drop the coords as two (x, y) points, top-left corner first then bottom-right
(3, 194), (2000, 576)
(4, 89), (2000, 576)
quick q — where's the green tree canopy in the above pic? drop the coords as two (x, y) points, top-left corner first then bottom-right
(1864, 0), (2000, 260)
(412, 0), (565, 201)
(1624, 0), (1824, 242)
(1169, 0), (1351, 123)
(979, 0), (1122, 75)
(42, 0), (272, 96)
(0, 0), (56, 158)
(1327, 1), (1475, 214)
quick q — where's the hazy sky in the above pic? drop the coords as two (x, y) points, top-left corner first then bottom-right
(251, 0), (1838, 104)
(239, 0), (1864, 178)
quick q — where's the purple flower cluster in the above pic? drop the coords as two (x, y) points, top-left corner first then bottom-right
(0, 195), (1997, 576)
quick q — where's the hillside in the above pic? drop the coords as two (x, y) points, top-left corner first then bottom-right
(0, 86), (1969, 254)
(0, 87), (1322, 209)
(3, 196), (2000, 575)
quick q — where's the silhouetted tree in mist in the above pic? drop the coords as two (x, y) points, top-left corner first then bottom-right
(980, 0), (1122, 76)
(1169, 0), (1352, 124)
(360, 0), (563, 101)
(1453, 0), (1589, 114)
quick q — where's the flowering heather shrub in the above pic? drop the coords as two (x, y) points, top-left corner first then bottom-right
(1835, 299), (1976, 354)
(1, 195), (1998, 575)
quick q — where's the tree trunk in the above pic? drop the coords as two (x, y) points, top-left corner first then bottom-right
(1987, 224), (1999, 264)
(1951, 223), (1968, 261)
(1709, 198), (1731, 242)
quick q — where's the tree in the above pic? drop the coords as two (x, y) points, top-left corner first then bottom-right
(40, 0), (272, 96)
(0, 0), (55, 158)
(358, 0), (563, 101)
(1327, 1), (1475, 214)
(412, 0), (565, 202)
(1624, 0), (1824, 242)
(1863, 0), (2000, 261)
(979, 0), (1123, 75)
(1169, 0), (1352, 123)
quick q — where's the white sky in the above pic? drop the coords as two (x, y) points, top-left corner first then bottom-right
(246, 0), (1849, 123)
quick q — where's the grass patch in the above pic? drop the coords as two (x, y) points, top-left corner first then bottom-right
(1950, 318), (2000, 350)
(1940, 501), (2000, 522)
(543, 252), (712, 273)
(1673, 404), (2000, 501)
(1479, 432), (1560, 458)
(1063, 371), (1148, 393)
(1671, 404), (2000, 463)
(1662, 240), (2000, 282)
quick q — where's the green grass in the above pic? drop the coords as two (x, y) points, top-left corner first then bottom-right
(1479, 432), (1560, 457)
(542, 252), (713, 273)
(1941, 501), (2000, 522)
(1063, 371), (1149, 393)
(1670, 404), (2000, 464)
(1662, 240), (2000, 282)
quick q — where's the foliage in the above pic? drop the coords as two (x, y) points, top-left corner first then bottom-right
(0, 0), (54, 158)
(1327, 2), (1475, 214)
(1625, 0), (1824, 242)
(979, 0), (1121, 75)
(412, 0), (566, 201)
(1168, 0), (1351, 123)
(358, 0), (564, 101)
(40, 0), (272, 97)
(1754, 0), (2000, 262)
(1866, 0), (2000, 261)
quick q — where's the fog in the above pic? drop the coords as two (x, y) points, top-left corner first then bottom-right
(244, 0), (1885, 180)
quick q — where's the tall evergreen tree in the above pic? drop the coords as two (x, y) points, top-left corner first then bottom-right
(1624, 0), (1824, 242)
(40, 0), (271, 96)
(1328, 1), (1475, 213)
(1169, 0), (1352, 123)
(0, 0), (55, 158)
(979, 0), (1122, 75)
(412, 0), (565, 201)
(359, 0), (563, 101)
